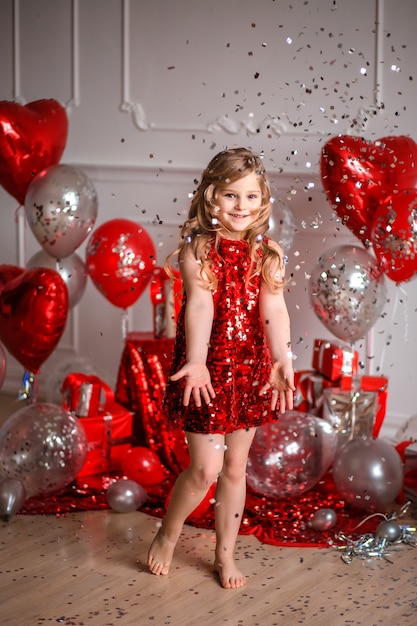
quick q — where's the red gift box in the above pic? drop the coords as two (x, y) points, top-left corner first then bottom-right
(62, 373), (133, 477)
(340, 375), (388, 438)
(312, 339), (359, 382)
(294, 369), (334, 416)
(62, 373), (110, 417)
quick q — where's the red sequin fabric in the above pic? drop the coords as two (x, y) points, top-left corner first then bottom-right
(165, 238), (275, 434)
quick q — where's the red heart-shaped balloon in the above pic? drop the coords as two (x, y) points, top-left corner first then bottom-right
(321, 136), (391, 245)
(0, 265), (68, 373)
(321, 134), (417, 245)
(0, 265), (24, 290)
(371, 188), (417, 283)
(377, 135), (417, 191)
(0, 99), (68, 205)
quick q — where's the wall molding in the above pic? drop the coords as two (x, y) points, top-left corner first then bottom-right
(11, 0), (80, 110)
(66, 0), (80, 112)
(119, 0), (383, 137)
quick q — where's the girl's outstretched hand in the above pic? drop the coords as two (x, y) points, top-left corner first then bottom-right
(170, 361), (216, 407)
(260, 361), (295, 413)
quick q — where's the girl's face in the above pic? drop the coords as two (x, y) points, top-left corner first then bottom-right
(214, 171), (263, 240)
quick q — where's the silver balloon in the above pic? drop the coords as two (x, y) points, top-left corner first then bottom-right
(42, 354), (98, 405)
(247, 412), (337, 499)
(27, 249), (87, 308)
(106, 479), (148, 513)
(0, 478), (26, 521)
(25, 164), (98, 259)
(0, 403), (88, 498)
(333, 437), (404, 510)
(309, 244), (386, 342)
(376, 519), (402, 541)
(268, 193), (296, 252)
(308, 508), (337, 531)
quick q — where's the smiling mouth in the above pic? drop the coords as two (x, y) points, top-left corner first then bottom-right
(230, 213), (249, 219)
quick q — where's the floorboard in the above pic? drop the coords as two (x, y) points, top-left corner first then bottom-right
(1, 393), (417, 625)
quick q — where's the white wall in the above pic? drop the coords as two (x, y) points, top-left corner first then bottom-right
(1, 0), (416, 439)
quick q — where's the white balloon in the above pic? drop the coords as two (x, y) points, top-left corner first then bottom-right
(308, 508), (337, 531)
(106, 479), (147, 513)
(25, 164), (98, 259)
(309, 244), (387, 342)
(267, 193), (296, 252)
(27, 249), (87, 308)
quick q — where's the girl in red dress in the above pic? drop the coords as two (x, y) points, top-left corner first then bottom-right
(148, 148), (295, 588)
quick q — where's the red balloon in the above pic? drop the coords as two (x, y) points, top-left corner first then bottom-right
(0, 264), (24, 289)
(0, 265), (68, 373)
(86, 219), (156, 309)
(0, 99), (68, 205)
(321, 135), (390, 245)
(371, 188), (417, 283)
(320, 134), (417, 245)
(122, 446), (165, 487)
(377, 135), (417, 191)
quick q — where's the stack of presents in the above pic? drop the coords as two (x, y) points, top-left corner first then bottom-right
(296, 339), (417, 502)
(295, 338), (387, 442)
(62, 373), (133, 478)
(60, 338), (417, 502)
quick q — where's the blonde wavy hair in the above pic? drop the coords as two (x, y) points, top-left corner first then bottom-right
(166, 147), (286, 293)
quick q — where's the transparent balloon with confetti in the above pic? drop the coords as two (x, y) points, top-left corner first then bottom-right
(247, 412), (337, 499)
(0, 403), (87, 497)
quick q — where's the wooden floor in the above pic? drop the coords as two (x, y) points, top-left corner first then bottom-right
(1, 393), (417, 626)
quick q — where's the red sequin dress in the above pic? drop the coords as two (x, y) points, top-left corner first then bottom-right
(164, 238), (277, 434)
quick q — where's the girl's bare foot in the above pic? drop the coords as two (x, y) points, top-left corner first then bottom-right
(213, 558), (247, 589)
(147, 529), (176, 576)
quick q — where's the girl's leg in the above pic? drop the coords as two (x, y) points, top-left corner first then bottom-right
(148, 432), (225, 575)
(213, 427), (256, 589)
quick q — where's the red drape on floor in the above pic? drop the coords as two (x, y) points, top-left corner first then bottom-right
(19, 333), (389, 547)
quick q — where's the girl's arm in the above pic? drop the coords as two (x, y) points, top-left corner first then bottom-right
(259, 256), (295, 413)
(169, 245), (216, 407)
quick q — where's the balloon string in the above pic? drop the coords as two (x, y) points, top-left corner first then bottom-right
(18, 370), (38, 404)
(352, 502), (411, 531)
(378, 289), (399, 374)
(399, 286), (409, 343)
(14, 204), (27, 268)
(365, 328), (374, 376)
(378, 286), (408, 374)
(121, 309), (129, 340)
(349, 391), (360, 442)
(352, 512), (387, 530)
